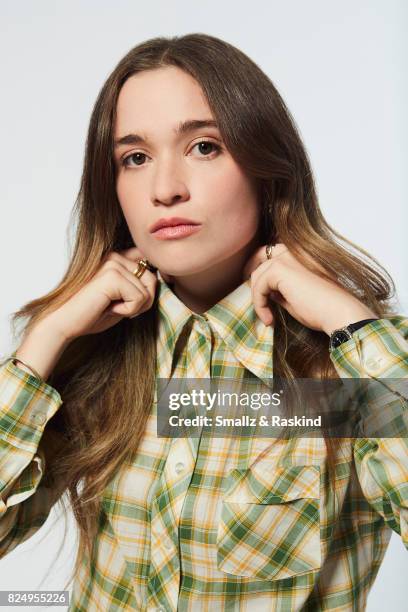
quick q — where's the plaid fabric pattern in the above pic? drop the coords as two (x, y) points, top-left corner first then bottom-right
(0, 271), (407, 611)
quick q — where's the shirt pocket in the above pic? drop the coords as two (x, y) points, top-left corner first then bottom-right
(216, 463), (322, 581)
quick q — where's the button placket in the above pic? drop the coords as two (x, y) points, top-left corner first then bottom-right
(147, 312), (212, 612)
(150, 514), (179, 564)
(193, 314), (212, 343)
(164, 537), (173, 550)
(148, 511), (180, 610)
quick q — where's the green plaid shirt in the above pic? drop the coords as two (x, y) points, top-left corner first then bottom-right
(0, 272), (407, 611)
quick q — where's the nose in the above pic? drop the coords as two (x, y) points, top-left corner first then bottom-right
(151, 155), (190, 206)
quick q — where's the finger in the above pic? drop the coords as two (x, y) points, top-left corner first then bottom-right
(110, 249), (174, 286)
(116, 246), (158, 270)
(112, 273), (152, 316)
(266, 243), (289, 261)
(243, 243), (288, 280)
(249, 258), (272, 283)
(102, 261), (155, 315)
(243, 245), (269, 279)
(107, 252), (158, 284)
(98, 267), (149, 315)
(252, 281), (275, 325)
(251, 267), (283, 325)
(100, 246), (140, 265)
(285, 244), (336, 280)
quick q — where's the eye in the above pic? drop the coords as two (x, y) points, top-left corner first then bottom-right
(120, 139), (222, 168)
(121, 152), (147, 168)
(190, 139), (221, 158)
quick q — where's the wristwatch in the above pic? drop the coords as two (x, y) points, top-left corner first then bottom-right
(329, 318), (379, 352)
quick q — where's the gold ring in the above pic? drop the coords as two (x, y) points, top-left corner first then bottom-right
(265, 244), (275, 259)
(132, 259), (148, 278)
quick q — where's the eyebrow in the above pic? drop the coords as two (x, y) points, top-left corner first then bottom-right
(114, 119), (219, 149)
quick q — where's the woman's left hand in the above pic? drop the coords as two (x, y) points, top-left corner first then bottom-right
(243, 243), (377, 335)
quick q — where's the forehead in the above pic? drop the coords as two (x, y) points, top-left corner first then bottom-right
(115, 66), (213, 136)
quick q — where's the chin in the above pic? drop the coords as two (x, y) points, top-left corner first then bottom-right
(161, 269), (197, 278)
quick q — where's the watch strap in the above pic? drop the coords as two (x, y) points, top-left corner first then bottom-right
(329, 318), (379, 351)
(344, 318), (379, 335)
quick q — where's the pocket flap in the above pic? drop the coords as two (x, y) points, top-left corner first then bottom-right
(224, 464), (321, 504)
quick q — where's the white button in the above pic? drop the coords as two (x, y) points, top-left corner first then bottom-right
(175, 461), (185, 474)
(156, 607), (166, 611)
(31, 411), (46, 425)
(164, 538), (173, 550)
(365, 357), (382, 371)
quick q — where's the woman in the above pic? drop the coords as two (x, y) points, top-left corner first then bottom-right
(0, 33), (407, 611)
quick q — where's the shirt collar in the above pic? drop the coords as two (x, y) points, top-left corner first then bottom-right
(156, 270), (273, 383)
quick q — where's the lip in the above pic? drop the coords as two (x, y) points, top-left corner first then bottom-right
(149, 216), (200, 233)
(152, 224), (202, 240)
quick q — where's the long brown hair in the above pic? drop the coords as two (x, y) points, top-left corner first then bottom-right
(4, 33), (398, 591)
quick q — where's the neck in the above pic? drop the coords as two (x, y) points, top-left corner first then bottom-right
(170, 232), (261, 314)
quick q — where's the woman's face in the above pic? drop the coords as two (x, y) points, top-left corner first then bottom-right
(113, 65), (261, 279)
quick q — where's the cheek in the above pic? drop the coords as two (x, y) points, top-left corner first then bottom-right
(116, 175), (133, 212)
(116, 178), (145, 239)
(213, 192), (259, 234)
(228, 209), (259, 242)
(116, 176), (144, 224)
(207, 165), (259, 227)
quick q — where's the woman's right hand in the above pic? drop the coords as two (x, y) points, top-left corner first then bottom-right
(48, 247), (161, 341)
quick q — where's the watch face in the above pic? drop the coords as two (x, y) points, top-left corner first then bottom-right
(331, 330), (351, 349)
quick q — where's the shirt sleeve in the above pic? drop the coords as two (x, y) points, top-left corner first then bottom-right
(329, 316), (408, 550)
(0, 358), (64, 557)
